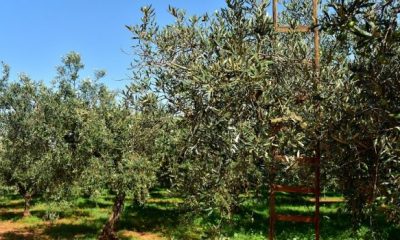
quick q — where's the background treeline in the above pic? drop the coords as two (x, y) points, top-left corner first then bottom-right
(0, 0), (399, 239)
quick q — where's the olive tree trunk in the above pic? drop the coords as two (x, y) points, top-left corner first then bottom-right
(98, 193), (126, 240)
(23, 193), (32, 217)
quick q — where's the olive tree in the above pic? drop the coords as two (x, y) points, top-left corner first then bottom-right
(91, 85), (167, 239)
(0, 71), (64, 216)
(0, 53), (109, 216)
(128, 0), (399, 231)
(127, 0), (326, 222)
(54, 54), (166, 239)
(321, 0), (400, 225)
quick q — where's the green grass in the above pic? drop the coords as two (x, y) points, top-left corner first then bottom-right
(0, 189), (399, 240)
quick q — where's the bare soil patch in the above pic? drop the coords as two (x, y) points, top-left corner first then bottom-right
(119, 230), (165, 240)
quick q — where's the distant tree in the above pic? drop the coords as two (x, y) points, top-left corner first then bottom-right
(49, 52), (110, 198)
(1, 52), (164, 237)
(51, 53), (165, 239)
(0, 53), (109, 216)
(0, 72), (62, 216)
(28, 52), (157, 238)
(95, 82), (168, 239)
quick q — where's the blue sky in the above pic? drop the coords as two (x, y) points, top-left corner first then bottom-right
(0, 0), (225, 90)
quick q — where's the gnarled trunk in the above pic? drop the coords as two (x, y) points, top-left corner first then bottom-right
(98, 193), (126, 240)
(23, 193), (32, 217)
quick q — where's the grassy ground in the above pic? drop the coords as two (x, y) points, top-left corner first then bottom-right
(0, 189), (398, 240)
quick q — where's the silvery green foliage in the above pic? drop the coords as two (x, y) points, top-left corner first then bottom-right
(0, 52), (160, 232)
(52, 52), (159, 203)
(128, 0), (326, 217)
(129, 0), (399, 226)
(0, 53), (108, 202)
(0, 72), (64, 200)
(322, 0), (400, 224)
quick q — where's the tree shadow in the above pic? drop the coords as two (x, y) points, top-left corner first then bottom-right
(0, 211), (22, 221)
(0, 201), (25, 209)
(0, 194), (22, 202)
(0, 232), (35, 240)
(117, 198), (204, 239)
(119, 204), (181, 232)
(42, 218), (106, 239)
(28, 208), (93, 221)
(221, 194), (354, 239)
(75, 198), (113, 209)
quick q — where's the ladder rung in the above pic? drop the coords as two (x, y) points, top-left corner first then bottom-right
(275, 214), (315, 223)
(272, 184), (315, 194)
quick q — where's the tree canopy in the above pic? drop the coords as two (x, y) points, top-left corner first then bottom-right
(0, 0), (398, 239)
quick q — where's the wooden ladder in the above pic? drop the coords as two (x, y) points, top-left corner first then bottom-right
(268, 154), (321, 240)
(269, 0), (321, 239)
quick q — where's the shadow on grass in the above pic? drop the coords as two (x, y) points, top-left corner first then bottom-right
(149, 189), (173, 199)
(115, 193), (353, 239)
(28, 209), (93, 221)
(0, 201), (25, 210)
(222, 195), (354, 239)
(0, 194), (23, 202)
(0, 211), (22, 221)
(119, 204), (180, 232)
(76, 198), (113, 209)
(0, 232), (35, 240)
(117, 199), (206, 239)
(41, 217), (107, 239)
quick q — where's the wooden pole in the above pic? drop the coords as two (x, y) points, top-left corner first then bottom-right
(313, 1), (321, 239)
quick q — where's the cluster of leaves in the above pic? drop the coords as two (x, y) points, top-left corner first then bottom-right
(321, 0), (400, 225)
